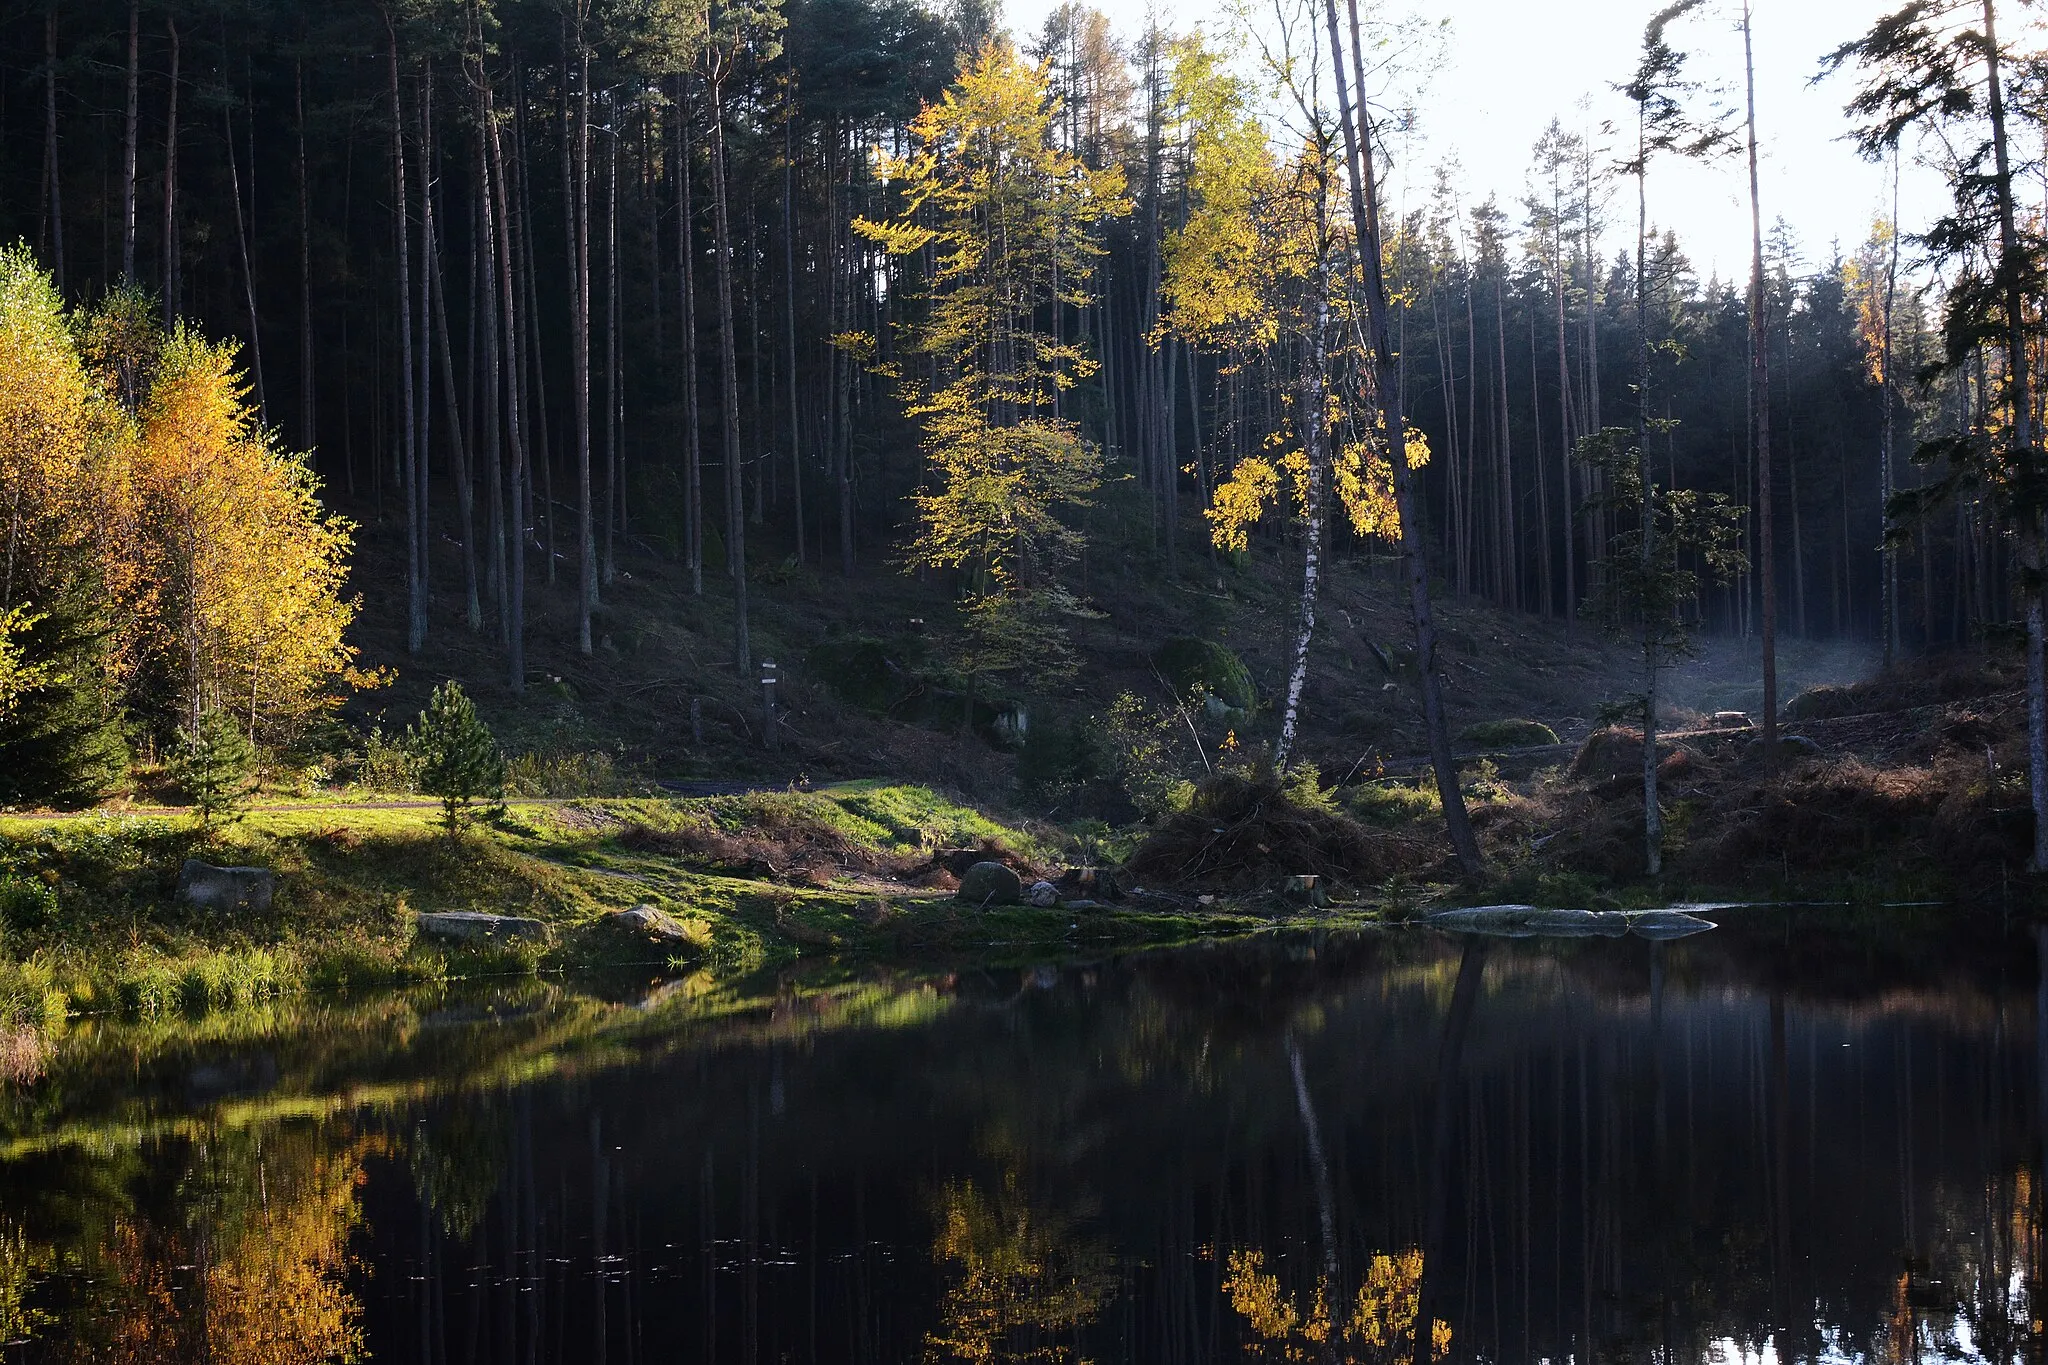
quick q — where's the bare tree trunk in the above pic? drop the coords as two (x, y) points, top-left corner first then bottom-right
(426, 90), (481, 634)
(783, 75), (805, 565)
(1745, 0), (1778, 767)
(1634, 96), (1662, 877)
(514, 83), (553, 588)
(604, 113), (620, 588)
(569, 12), (596, 654)
(1274, 302), (1329, 773)
(161, 16), (178, 324)
(835, 122), (855, 577)
(485, 73), (527, 693)
(385, 9), (424, 656)
(297, 56), (315, 451)
(225, 104), (268, 423)
(122, 0), (139, 282)
(43, 9), (64, 291)
(678, 81), (705, 595)
(1881, 148), (1901, 664)
(478, 120), (509, 640)
(709, 67), (752, 670)
(1328, 0), (1484, 879)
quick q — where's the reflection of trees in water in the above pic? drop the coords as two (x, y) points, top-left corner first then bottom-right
(1224, 1246), (1449, 1364)
(924, 1171), (1113, 1363)
(7, 1124), (375, 1364)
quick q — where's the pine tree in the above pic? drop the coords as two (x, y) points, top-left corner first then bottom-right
(409, 680), (506, 834)
(168, 708), (255, 824)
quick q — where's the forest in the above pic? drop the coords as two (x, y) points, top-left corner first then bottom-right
(0, 0), (2040, 920)
(7, 3), (2048, 1361)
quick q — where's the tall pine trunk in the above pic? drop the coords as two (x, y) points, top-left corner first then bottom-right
(1744, 0), (1778, 763)
(708, 69), (751, 670)
(1329, 0), (1483, 878)
(782, 77), (805, 565)
(677, 82), (705, 595)
(42, 11), (64, 291)
(297, 57), (314, 451)
(121, 0), (139, 282)
(161, 16), (178, 324)
(1634, 91), (1661, 877)
(385, 11), (424, 656)
(485, 75), (527, 693)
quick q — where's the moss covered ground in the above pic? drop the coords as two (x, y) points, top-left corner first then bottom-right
(0, 782), (1274, 1020)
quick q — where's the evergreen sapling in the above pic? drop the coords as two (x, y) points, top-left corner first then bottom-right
(409, 681), (506, 834)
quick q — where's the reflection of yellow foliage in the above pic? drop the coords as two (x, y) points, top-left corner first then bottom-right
(925, 1174), (1111, 1364)
(203, 1137), (369, 1365)
(60, 1130), (374, 1365)
(0, 1221), (53, 1343)
(1224, 1246), (1448, 1364)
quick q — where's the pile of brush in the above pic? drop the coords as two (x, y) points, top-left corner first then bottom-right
(1123, 771), (1427, 892)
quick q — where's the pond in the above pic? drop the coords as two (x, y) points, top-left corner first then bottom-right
(1, 909), (2043, 1363)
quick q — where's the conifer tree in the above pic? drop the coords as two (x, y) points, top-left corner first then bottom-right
(169, 707), (255, 824)
(409, 680), (506, 834)
(1829, 0), (2048, 869)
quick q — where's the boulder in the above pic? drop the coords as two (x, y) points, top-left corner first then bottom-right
(177, 860), (276, 914)
(1746, 733), (1823, 763)
(1626, 909), (1716, 939)
(607, 904), (697, 945)
(1427, 904), (1717, 940)
(1027, 880), (1059, 908)
(416, 910), (547, 942)
(956, 861), (1023, 907)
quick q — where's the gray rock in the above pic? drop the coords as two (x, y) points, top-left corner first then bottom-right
(608, 904), (697, 944)
(1748, 733), (1823, 761)
(1427, 904), (1716, 940)
(1027, 880), (1059, 908)
(956, 861), (1023, 907)
(177, 859), (276, 913)
(416, 910), (547, 942)
(1626, 909), (1717, 939)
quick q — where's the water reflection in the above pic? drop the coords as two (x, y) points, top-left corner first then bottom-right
(0, 911), (2043, 1363)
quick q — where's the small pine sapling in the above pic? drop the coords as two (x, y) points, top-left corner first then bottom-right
(168, 709), (256, 824)
(409, 681), (506, 834)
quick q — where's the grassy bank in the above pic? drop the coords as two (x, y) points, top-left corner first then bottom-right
(0, 781), (1269, 1021)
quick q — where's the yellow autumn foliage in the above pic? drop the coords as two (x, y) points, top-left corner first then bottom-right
(0, 249), (365, 752)
(126, 327), (362, 737)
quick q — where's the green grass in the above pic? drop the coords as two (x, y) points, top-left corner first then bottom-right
(1345, 775), (1443, 829)
(0, 782), (1189, 1021)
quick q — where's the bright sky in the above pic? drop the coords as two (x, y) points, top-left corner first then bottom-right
(999, 0), (1961, 281)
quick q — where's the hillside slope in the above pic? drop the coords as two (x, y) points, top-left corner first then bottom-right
(335, 497), (1870, 812)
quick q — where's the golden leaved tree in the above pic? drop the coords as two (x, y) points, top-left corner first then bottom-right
(127, 326), (365, 741)
(857, 40), (1128, 683)
(1156, 39), (1429, 766)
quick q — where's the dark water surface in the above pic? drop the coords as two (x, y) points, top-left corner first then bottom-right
(3, 912), (2046, 1362)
